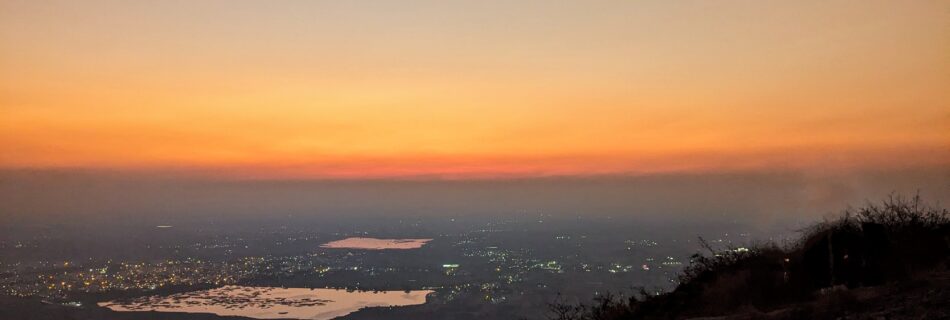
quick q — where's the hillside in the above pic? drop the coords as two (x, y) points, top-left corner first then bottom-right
(550, 195), (950, 320)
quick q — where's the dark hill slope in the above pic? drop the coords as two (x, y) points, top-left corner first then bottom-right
(550, 195), (950, 320)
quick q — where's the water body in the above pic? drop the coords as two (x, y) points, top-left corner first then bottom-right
(99, 286), (433, 320)
(320, 237), (432, 250)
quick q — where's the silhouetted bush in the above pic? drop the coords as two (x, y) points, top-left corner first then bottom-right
(548, 195), (949, 320)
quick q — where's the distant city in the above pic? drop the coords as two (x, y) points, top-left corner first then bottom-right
(0, 215), (780, 319)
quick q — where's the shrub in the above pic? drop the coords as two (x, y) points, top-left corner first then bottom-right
(548, 195), (949, 320)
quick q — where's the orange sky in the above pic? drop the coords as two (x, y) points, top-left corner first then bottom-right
(1, 1), (948, 179)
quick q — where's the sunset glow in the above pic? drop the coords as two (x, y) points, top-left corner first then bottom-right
(2, 1), (948, 178)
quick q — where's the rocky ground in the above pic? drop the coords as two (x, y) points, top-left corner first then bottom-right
(689, 268), (950, 320)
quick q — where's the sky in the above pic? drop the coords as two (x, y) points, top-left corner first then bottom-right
(1, 0), (948, 179)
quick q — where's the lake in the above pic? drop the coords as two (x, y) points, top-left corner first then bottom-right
(320, 237), (432, 250)
(99, 286), (433, 320)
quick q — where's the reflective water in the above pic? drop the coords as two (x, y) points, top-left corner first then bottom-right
(320, 237), (432, 250)
(99, 286), (433, 320)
